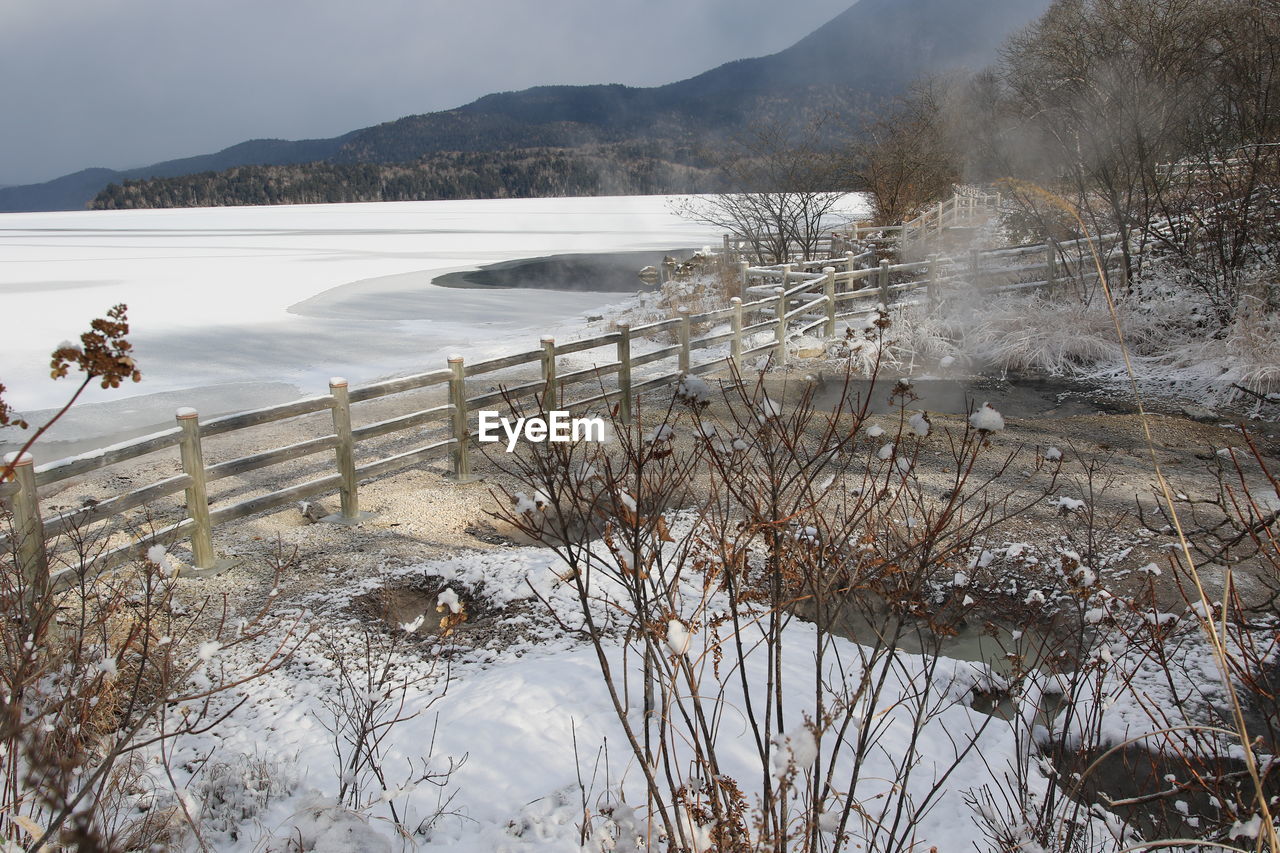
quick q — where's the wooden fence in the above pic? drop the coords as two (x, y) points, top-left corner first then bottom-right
(1, 218), (1125, 591)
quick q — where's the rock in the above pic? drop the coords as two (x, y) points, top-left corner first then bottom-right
(1180, 404), (1219, 423)
(464, 522), (518, 546)
(298, 500), (331, 523)
(792, 335), (828, 359)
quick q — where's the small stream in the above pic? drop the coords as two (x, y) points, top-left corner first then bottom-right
(777, 374), (1144, 420)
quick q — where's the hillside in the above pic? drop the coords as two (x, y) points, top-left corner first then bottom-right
(1, 0), (1051, 212)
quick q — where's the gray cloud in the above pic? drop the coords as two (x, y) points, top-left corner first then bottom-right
(0, 0), (855, 186)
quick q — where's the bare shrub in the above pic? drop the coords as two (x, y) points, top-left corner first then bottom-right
(484, 339), (1088, 850)
(312, 612), (464, 843)
(0, 307), (305, 850)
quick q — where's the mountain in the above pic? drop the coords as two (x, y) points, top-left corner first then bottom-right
(0, 0), (1051, 213)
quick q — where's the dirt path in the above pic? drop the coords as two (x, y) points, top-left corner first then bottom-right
(30, 370), (1280, 635)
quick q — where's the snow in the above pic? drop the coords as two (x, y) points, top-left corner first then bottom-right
(146, 544), (178, 575)
(149, 532), (1102, 852)
(969, 402), (1006, 432)
(665, 619), (692, 656)
(1055, 496), (1087, 512)
(770, 726), (819, 780)
(1230, 813), (1264, 840)
(436, 587), (462, 615)
(756, 395), (782, 420)
(0, 196), (720, 444)
(675, 374), (712, 405)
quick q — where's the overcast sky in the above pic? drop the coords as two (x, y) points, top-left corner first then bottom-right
(0, 0), (856, 186)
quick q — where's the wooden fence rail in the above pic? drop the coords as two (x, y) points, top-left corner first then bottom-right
(0, 217), (1125, 590)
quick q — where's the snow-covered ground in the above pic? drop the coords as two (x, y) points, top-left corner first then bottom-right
(0, 196), (731, 445)
(166, 537), (1048, 852)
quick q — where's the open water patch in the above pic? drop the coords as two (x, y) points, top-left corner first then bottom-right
(434, 249), (696, 292)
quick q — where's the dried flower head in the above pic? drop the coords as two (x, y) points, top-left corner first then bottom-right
(0, 382), (28, 431)
(50, 304), (142, 389)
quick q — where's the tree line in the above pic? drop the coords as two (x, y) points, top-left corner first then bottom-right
(91, 144), (731, 209)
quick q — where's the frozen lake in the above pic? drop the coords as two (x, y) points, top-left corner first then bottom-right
(0, 195), (724, 453)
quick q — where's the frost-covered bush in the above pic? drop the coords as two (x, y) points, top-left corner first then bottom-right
(1155, 294), (1280, 399)
(968, 292), (1123, 375)
(200, 753), (298, 842)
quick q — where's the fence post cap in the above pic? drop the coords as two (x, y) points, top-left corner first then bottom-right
(540, 336), (556, 345)
(773, 286), (784, 295)
(677, 306), (690, 314)
(175, 407), (199, 420)
(2, 451), (32, 466)
(823, 266), (836, 273)
(880, 259), (890, 267)
(329, 376), (348, 388)
(447, 354), (464, 364)
(730, 296), (742, 305)
(616, 321), (630, 331)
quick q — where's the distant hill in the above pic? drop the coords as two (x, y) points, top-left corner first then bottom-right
(1, 0), (1051, 212)
(1, 137), (354, 213)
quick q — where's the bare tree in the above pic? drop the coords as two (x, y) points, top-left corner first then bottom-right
(674, 118), (848, 264)
(846, 79), (962, 225)
(966, 0), (1279, 307)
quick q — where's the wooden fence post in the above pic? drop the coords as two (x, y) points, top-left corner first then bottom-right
(969, 248), (981, 286)
(823, 266), (837, 337)
(3, 452), (48, 597)
(928, 254), (941, 314)
(1045, 244), (1058, 291)
(773, 286), (787, 366)
(327, 377), (367, 523)
(176, 408), (218, 570)
(739, 261), (750, 294)
(540, 336), (557, 410)
(730, 297), (743, 365)
(616, 323), (632, 425)
(936, 201), (945, 235)
(677, 306), (691, 373)
(878, 259), (891, 306)
(448, 355), (475, 482)
(781, 263), (794, 292)
(845, 250), (857, 275)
